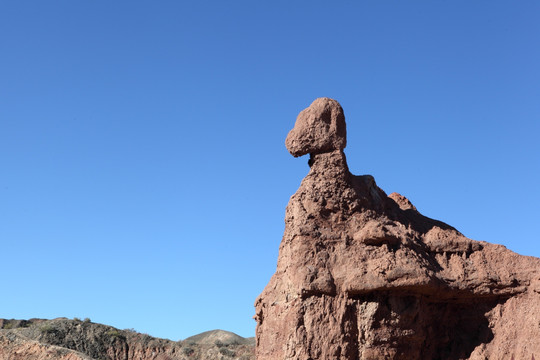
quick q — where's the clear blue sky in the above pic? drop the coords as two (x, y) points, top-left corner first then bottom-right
(1, 1), (539, 341)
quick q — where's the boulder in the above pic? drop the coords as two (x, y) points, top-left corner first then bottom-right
(285, 97), (347, 157)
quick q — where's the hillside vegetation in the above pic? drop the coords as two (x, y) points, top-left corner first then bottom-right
(0, 318), (254, 360)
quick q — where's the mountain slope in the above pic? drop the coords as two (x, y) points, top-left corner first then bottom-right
(0, 318), (254, 360)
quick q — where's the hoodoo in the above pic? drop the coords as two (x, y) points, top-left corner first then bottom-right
(255, 98), (540, 359)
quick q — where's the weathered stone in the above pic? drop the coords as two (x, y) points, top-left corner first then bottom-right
(255, 98), (540, 359)
(285, 97), (346, 157)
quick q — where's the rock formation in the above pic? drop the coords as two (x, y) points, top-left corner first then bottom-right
(255, 98), (540, 359)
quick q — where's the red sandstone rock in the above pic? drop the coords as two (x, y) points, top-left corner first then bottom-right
(255, 97), (540, 359)
(285, 97), (347, 157)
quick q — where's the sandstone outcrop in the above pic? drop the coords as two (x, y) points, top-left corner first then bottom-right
(285, 97), (347, 157)
(255, 98), (540, 359)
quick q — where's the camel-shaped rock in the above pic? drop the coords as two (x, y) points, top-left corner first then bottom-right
(255, 98), (540, 359)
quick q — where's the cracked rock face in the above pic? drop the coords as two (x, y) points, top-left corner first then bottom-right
(255, 98), (540, 359)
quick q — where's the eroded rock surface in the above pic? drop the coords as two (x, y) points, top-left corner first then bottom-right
(255, 97), (540, 359)
(285, 97), (346, 157)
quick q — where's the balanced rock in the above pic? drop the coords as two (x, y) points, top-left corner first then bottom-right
(255, 98), (540, 359)
(285, 97), (347, 157)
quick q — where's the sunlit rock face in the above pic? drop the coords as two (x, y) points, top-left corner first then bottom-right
(255, 97), (540, 360)
(285, 97), (347, 157)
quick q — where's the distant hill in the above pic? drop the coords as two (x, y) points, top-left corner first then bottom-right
(0, 318), (254, 360)
(183, 329), (255, 346)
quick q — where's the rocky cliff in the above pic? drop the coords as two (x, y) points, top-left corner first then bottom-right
(255, 98), (540, 359)
(0, 318), (254, 360)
